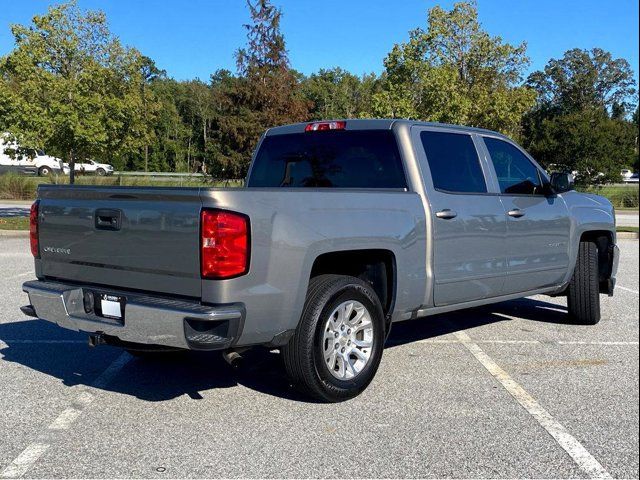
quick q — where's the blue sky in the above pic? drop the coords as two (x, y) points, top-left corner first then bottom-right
(1, 0), (638, 84)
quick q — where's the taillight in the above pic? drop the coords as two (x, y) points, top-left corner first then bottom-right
(200, 209), (249, 279)
(305, 121), (346, 132)
(30, 200), (39, 258)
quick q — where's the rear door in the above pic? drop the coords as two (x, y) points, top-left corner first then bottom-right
(37, 186), (203, 298)
(412, 127), (507, 306)
(480, 135), (571, 293)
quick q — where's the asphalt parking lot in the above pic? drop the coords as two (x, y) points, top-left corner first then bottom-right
(0, 237), (638, 479)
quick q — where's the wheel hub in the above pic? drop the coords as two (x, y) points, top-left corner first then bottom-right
(322, 300), (374, 380)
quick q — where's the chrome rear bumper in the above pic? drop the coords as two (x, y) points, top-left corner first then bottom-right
(22, 280), (244, 350)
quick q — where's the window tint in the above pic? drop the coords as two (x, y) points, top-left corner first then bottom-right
(247, 131), (406, 188)
(484, 137), (543, 195)
(420, 131), (487, 193)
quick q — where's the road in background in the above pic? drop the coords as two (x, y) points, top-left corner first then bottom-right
(617, 211), (639, 227)
(0, 238), (637, 478)
(0, 203), (30, 218)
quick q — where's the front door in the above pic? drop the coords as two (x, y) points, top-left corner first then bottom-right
(413, 127), (508, 307)
(481, 135), (571, 294)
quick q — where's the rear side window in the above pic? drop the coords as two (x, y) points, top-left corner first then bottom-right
(420, 131), (487, 193)
(247, 131), (406, 188)
(484, 137), (543, 195)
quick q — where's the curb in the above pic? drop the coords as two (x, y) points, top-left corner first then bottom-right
(0, 230), (29, 238)
(617, 231), (639, 239)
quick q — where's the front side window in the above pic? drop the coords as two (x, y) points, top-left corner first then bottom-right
(420, 131), (487, 193)
(484, 137), (543, 195)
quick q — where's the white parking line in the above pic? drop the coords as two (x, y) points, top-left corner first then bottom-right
(558, 341), (639, 346)
(0, 352), (131, 479)
(416, 339), (541, 345)
(617, 285), (639, 295)
(414, 339), (638, 346)
(5, 271), (32, 281)
(0, 444), (50, 479)
(454, 331), (612, 480)
(47, 408), (83, 431)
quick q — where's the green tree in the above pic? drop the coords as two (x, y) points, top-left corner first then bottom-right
(633, 107), (639, 172)
(373, 1), (535, 136)
(138, 55), (165, 172)
(302, 68), (380, 119)
(526, 48), (636, 114)
(524, 108), (636, 184)
(211, 0), (310, 178)
(0, 1), (153, 182)
(522, 48), (637, 184)
(146, 78), (192, 172)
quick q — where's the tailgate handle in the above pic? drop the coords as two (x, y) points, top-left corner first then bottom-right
(95, 209), (122, 231)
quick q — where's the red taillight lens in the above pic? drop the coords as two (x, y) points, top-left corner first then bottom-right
(30, 200), (39, 258)
(200, 209), (249, 279)
(305, 121), (346, 132)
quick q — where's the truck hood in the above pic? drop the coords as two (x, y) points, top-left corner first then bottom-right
(561, 190), (616, 228)
(575, 192), (614, 208)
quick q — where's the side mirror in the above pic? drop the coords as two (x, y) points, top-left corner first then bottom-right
(549, 172), (574, 194)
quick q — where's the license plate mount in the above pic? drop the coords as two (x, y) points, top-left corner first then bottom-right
(98, 293), (125, 323)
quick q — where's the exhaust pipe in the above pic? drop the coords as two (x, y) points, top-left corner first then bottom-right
(222, 349), (245, 369)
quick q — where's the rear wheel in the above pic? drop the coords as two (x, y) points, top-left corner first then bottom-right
(567, 241), (601, 325)
(282, 274), (385, 402)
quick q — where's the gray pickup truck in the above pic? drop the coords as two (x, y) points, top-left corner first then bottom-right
(22, 119), (619, 402)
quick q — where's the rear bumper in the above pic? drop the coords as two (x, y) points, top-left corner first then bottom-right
(22, 280), (244, 350)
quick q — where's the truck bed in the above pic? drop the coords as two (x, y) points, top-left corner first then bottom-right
(32, 184), (427, 347)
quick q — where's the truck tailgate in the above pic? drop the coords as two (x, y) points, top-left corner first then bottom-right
(36, 186), (202, 298)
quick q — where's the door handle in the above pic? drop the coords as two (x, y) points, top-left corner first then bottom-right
(436, 209), (457, 219)
(95, 209), (122, 231)
(507, 209), (525, 218)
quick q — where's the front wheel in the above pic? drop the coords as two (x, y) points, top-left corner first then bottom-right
(567, 241), (601, 325)
(38, 166), (51, 177)
(282, 274), (386, 402)
(96, 168), (106, 176)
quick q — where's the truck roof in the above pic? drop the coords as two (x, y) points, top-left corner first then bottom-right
(265, 119), (511, 139)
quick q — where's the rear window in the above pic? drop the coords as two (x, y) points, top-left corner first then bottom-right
(247, 131), (406, 188)
(420, 131), (487, 194)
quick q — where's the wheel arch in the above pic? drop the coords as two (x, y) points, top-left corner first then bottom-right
(579, 230), (616, 293)
(309, 249), (397, 332)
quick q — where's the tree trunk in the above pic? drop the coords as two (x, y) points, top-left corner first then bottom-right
(144, 144), (149, 172)
(187, 137), (192, 173)
(69, 150), (75, 185)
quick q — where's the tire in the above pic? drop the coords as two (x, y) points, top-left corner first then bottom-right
(38, 166), (51, 176)
(282, 274), (386, 402)
(567, 241), (601, 325)
(96, 168), (106, 176)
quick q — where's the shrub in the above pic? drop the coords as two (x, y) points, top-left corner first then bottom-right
(581, 185), (639, 208)
(0, 173), (241, 200)
(0, 174), (39, 200)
